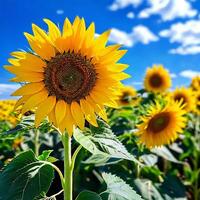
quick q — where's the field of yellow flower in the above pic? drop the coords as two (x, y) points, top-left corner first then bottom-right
(0, 17), (200, 200)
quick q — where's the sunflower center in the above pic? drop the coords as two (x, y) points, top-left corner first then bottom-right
(147, 112), (171, 133)
(149, 74), (163, 88)
(44, 52), (97, 103)
(174, 94), (186, 105)
(121, 92), (132, 104)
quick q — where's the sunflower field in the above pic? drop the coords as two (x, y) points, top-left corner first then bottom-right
(0, 17), (200, 200)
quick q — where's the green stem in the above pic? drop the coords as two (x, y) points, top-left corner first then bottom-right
(193, 115), (200, 200)
(34, 129), (40, 157)
(62, 133), (73, 200)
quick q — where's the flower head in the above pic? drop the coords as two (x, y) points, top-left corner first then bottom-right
(144, 65), (171, 93)
(136, 101), (186, 148)
(5, 17), (130, 135)
(170, 87), (195, 112)
(118, 86), (140, 106)
(191, 76), (200, 91)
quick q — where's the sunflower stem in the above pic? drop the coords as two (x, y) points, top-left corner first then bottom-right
(62, 133), (73, 200)
(34, 129), (40, 157)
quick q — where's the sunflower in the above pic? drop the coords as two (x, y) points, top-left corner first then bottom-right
(136, 101), (186, 148)
(194, 91), (200, 115)
(117, 86), (140, 106)
(170, 87), (195, 112)
(191, 76), (200, 91)
(5, 17), (130, 135)
(0, 100), (18, 125)
(144, 65), (171, 93)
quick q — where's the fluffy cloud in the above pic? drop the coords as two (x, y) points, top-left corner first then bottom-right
(56, 9), (64, 15)
(139, 0), (197, 21)
(126, 12), (135, 19)
(160, 20), (200, 55)
(170, 73), (177, 78)
(109, 0), (142, 11)
(179, 70), (200, 79)
(0, 84), (19, 99)
(109, 25), (159, 47)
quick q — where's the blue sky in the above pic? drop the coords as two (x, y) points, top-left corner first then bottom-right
(0, 0), (200, 99)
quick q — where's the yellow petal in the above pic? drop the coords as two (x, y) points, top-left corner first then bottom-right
(10, 51), (26, 59)
(10, 72), (44, 82)
(14, 95), (30, 110)
(71, 101), (85, 129)
(48, 107), (57, 126)
(21, 89), (48, 114)
(55, 100), (67, 125)
(62, 18), (73, 37)
(24, 32), (55, 60)
(85, 96), (108, 122)
(12, 82), (44, 96)
(35, 96), (56, 127)
(80, 99), (98, 127)
(59, 103), (75, 135)
(43, 18), (61, 42)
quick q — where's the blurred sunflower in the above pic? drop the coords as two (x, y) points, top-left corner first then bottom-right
(5, 17), (130, 135)
(191, 76), (200, 91)
(170, 87), (195, 112)
(136, 101), (186, 148)
(194, 91), (200, 115)
(0, 100), (18, 126)
(118, 86), (140, 106)
(144, 65), (171, 93)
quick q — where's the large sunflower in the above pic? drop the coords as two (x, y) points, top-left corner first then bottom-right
(117, 86), (140, 106)
(170, 87), (195, 112)
(191, 76), (200, 91)
(5, 17), (130, 135)
(136, 101), (186, 148)
(144, 65), (171, 93)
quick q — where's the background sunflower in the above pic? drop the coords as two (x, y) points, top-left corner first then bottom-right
(136, 101), (186, 148)
(144, 65), (171, 93)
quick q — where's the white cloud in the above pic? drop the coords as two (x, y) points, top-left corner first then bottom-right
(109, 0), (143, 11)
(138, 0), (197, 21)
(170, 73), (177, 78)
(179, 70), (200, 79)
(109, 28), (133, 47)
(56, 9), (64, 15)
(160, 20), (200, 55)
(109, 25), (159, 47)
(126, 12), (135, 19)
(132, 81), (143, 85)
(0, 84), (19, 99)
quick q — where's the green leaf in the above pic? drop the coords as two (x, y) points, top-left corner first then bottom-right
(0, 150), (54, 200)
(74, 119), (139, 164)
(151, 146), (181, 163)
(133, 179), (164, 200)
(159, 174), (187, 200)
(76, 190), (102, 200)
(102, 173), (143, 200)
(38, 150), (53, 161)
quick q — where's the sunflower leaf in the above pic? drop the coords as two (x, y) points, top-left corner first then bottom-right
(133, 179), (164, 200)
(102, 173), (143, 200)
(0, 150), (54, 200)
(151, 146), (182, 163)
(73, 119), (139, 164)
(75, 190), (102, 200)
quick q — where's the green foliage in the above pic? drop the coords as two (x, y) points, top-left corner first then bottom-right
(73, 119), (139, 165)
(76, 190), (102, 200)
(102, 173), (143, 200)
(0, 150), (54, 200)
